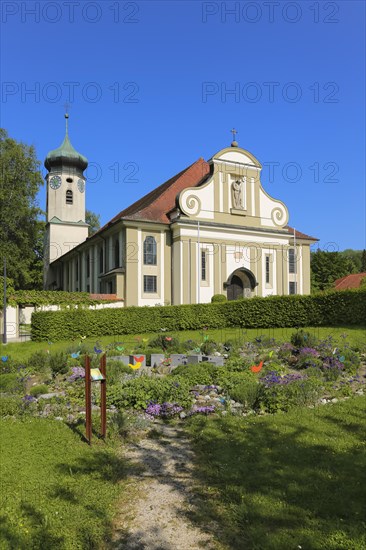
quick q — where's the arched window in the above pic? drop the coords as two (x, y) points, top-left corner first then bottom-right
(66, 189), (73, 204)
(114, 239), (120, 268)
(99, 247), (104, 273)
(143, 236), (157, 265)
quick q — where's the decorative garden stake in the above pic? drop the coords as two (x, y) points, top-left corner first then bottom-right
(250, 360), (264, 373)
(84, 354), (107, 444)
(85, 355), (92, 444)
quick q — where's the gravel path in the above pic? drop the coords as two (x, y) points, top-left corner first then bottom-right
(110, 423), (219, 550)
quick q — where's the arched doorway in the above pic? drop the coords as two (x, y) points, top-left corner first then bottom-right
(225, 268), (258, 300)
(227, 275), (243, 300)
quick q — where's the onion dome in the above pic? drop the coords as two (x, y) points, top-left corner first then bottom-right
(44, 114), (88, 172)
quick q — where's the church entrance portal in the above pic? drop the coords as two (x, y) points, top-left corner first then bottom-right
(225, 268), (257, 300)
(227, 275), (244, 300)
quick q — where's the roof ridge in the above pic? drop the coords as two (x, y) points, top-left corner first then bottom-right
(94, 158), (209, 234)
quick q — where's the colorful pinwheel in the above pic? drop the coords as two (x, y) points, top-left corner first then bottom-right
(250, 360), (264, 373)
(129, 361), (142, 370)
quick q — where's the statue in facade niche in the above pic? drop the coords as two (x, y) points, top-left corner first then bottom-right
(231, 178), (244, 209)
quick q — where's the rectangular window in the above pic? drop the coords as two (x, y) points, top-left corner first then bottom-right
(66, 190), (73, 204)
(289, 282), (297, 295)
(201, 250), (206, 281)
(144, 275), (157, 293)
(289, 248), (296, 273)
(265, 255), (270, 284)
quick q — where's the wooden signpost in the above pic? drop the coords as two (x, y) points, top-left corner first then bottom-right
(84, 354), (107, 444)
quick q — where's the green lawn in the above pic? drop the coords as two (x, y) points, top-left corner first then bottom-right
(1, 325), (365, 362)
(186, 396), (366, 550)
(0, 418), (128, 549)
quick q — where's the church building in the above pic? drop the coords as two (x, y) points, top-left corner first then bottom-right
(44, 117), (317, 306)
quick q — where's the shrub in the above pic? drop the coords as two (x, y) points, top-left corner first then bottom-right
(29, 384), (49, 397)
(291, 329), (318, 349)
(215, 369), (257, 393)
(27, 351), (50, 374)
(211, 294), (227, 303)
(277, 343), (295, 362)
(337, 347), (361, 373)
(107, 376), (193, 410)
(172, 363), (218, 386)
(0, 373), (23, 393)
(229, 381), (261, 410)
(148, 334), (180, 351)
(200, 339), (217, 356)
(321, 356), (344, 381)
(260, 373), (323, 413)
(106, 360), (131, 385)
(48, 352), (69, 377)
(225, 355), (253, 372)
(296, 350), (323, 370)
(180, 339), (200, 352)
(0, 395), (22, 416)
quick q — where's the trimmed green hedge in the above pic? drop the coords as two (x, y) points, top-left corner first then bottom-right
(6, 290), (115, 308)
(31, 289), (366, 341)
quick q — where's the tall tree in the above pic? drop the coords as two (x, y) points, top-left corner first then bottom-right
(0, 128), (44, 289)
(311, 250), (358, 292)
(361, 249), (366, 272)
(85, 209), (101, 236)
(339, 249), (362, 272)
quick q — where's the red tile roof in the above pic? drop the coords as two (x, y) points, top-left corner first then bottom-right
(92, 160), (317, 243)
(95, 158), (211, 234)
(334, 273), (366, 290)
(89, 293), (121, 301)
(285, 225), (318, 241)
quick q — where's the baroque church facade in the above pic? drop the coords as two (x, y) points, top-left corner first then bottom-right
(44, 117), (317, 306)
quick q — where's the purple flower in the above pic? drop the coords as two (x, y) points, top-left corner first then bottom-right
(145, 402), (183, 418)
(300, 347), (319, 357)
(189, 405), (216, 415)
(322, 357), (344, 371)
(23, 395), (36, 403)
(260, 371), (307, 387)
(67, 367), (85, 382)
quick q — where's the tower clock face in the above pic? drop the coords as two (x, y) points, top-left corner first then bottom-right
(49, 175), (61, 190)
(77, 179), (85, 193)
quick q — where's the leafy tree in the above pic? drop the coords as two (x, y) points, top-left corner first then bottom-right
(0, 128), (44, 289)
(361, 249), (366, 272)
(85, 209), (101, 236)
(310, 250), (358, 292)
(339, 249), (362, 272)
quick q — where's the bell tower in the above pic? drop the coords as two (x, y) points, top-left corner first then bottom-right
(44, 114), (89, 289)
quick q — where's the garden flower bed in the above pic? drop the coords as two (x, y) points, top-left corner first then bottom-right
(1, 329), (365, 427)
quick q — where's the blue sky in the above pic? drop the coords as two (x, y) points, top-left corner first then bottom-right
(1, 0), (365, 250)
